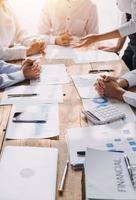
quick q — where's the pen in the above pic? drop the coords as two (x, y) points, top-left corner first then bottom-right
(89, 69), (114, 73)
(124, 154), (135, 188)
(58, 160), (69, 194)
(8, 93), (38, 98)
(77, 150), (124, 157)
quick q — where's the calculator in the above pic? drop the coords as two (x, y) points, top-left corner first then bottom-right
(83, 104), (126, 125)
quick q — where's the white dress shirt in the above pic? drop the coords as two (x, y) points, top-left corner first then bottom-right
(39, 0), (99, 44)
(0, 60), (25, 89)
(0, 4), (38, 61)
(121, 70), (136, 107)
(117, 0), (136, 37)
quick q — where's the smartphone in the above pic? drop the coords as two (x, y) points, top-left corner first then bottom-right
(12, 112), (46, 123)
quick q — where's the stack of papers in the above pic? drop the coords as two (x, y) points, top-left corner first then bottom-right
(30, 64), (70, 85)
(0, 146), (58, 200)
(0, 85), (63, 105)
(83, 148), (136, 200)
(46, 45), (120, 63)
(66, 122), (136, 167)
(6, 104), (59, 139)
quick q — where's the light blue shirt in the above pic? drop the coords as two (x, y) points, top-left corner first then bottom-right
(0, 60), (25, 89)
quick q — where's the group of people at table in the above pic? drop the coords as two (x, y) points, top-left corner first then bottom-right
(0, 0), (136, 108)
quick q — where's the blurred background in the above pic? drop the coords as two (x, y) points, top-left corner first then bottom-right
(9, 0), (121, 34)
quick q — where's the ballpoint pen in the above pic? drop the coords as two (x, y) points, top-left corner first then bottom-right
(89, 69), (115, 73)
(8, 93), (38, 98)
(58, 160), (69, 194)
(124, 154), (135, 189)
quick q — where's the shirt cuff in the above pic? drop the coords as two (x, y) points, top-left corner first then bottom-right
(11, 70), (25, 82)
(123, 91), (136, 108)
(121, 72), (136, 88)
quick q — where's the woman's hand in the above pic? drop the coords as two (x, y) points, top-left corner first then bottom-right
(73, 34), (98, 48)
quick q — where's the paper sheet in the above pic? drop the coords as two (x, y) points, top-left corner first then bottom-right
(0, 85), (63, 105)
(30, 64), (70, 85)
(66, 122), (136, 166)
(74, 49), (120, 64)
(72, 74), (100, 99)
(46, 45), (75, 59)
(6, 104), (59, 139)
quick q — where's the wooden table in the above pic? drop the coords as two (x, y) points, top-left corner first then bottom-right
(0, 57), (129, 199)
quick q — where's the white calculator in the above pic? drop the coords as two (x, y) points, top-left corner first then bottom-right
(83, 104), (126, 125)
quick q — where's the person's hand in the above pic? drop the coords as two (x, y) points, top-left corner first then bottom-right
(94, 75), (119, 96)
(22, 59), (41, 80)
(73, 34), (98, 48)
(26, 40), (46, 56)
(95, 79), (125, 101)
(100, 75), (129, 89)
(98, 45), (121, 53)
(55, 32), (73, 46)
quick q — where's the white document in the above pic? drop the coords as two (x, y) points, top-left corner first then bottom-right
(72, 74), (100, 99)
(0, 85), (63, 105)
(66, 122), (136, 167)
(0, 146), (58, 200)
(31, 64), (70, 85)
(74, 49), (120, 64)
(46, 45), (75, 59)
(84, 148), (136, 200)
(6, 104), (59, 139)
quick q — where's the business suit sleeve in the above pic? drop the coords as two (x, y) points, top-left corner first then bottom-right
(118, 0), (136, 36)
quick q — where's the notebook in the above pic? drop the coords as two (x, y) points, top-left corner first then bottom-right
(0, 146), (58, 200)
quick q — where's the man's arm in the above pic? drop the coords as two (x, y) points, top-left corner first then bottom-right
(0, 60), (21, 74)
(0, 71), (25, 89)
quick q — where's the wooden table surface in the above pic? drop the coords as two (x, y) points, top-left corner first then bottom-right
(0, 57), (129, 200)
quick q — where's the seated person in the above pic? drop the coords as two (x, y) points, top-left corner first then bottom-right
(38, 0), (98, 46)
(95, 70), (136, 108)
(0, 0), (46, 61)
(0, 59), (40, 89)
